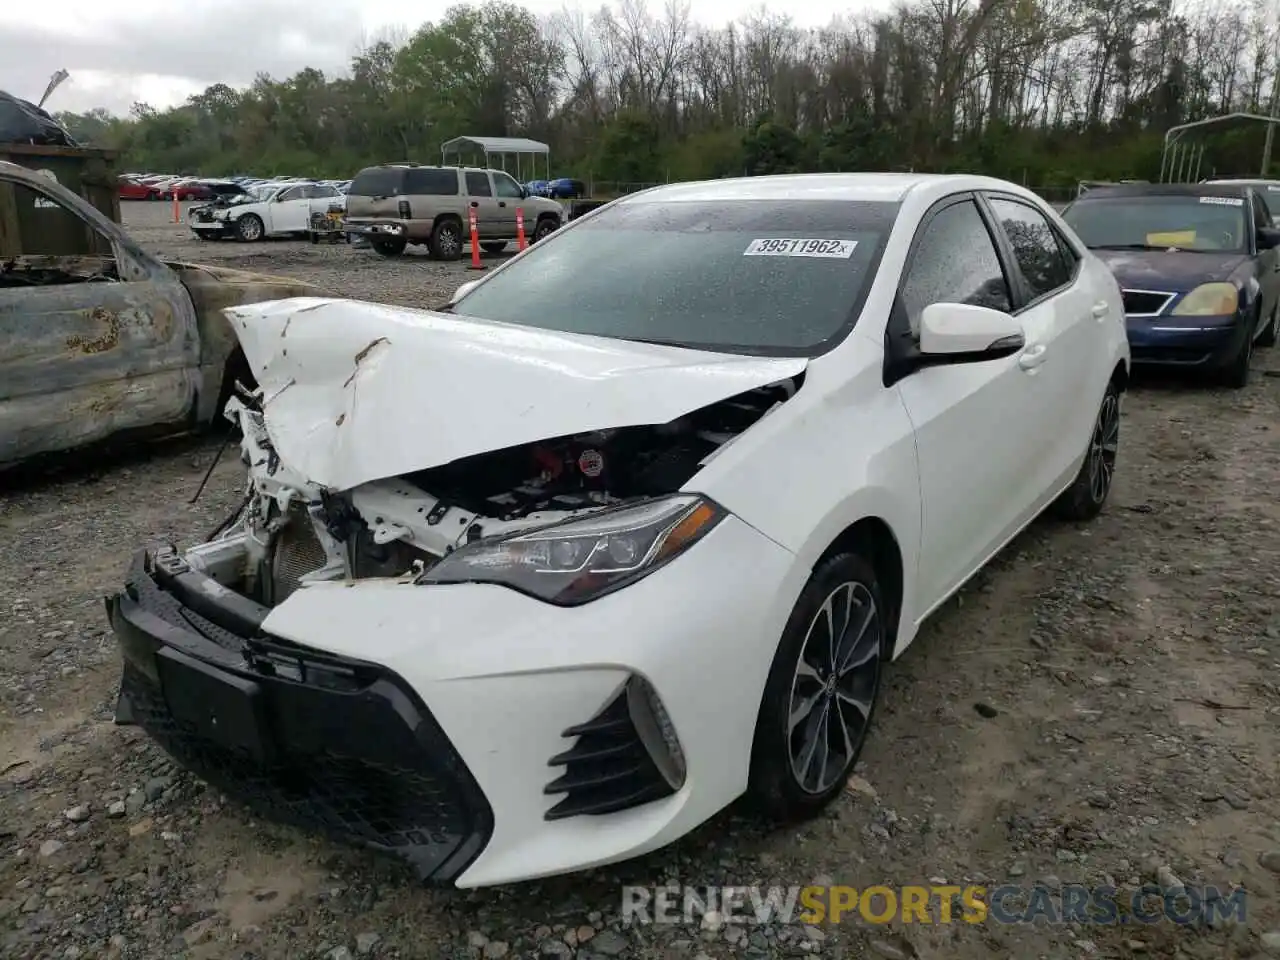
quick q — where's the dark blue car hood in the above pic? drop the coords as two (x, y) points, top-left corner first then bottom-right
(1091, 248), (1248, 293)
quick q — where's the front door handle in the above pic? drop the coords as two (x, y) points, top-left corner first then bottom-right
(1092, 301), (1109, 319)
(470, 201), (479, 208)
(1018, 343), (1048, 371)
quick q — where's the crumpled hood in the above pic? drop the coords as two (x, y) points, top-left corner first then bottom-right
(224, 297), (808, 492)
(1092, 248), (1249, 293)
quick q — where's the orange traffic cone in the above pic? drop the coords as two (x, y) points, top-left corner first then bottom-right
(516, 207), (527, 251)
(467, 208), (485, 271)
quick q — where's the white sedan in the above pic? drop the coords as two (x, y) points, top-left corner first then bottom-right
(107, 173), (1129, 888)
(189, 181), (345, 241)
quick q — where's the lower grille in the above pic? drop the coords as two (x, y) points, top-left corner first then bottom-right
(544, 686), (676, 821)
(110, 550), (494, 882)
(1122, 289), (1174, 316)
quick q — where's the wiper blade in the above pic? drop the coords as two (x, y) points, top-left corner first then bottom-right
(1091, 243), (1172, 251)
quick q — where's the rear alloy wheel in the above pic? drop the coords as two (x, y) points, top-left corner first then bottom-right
(1258, 303), (1278, 348)
(748, 551), (884, 820)
(429, 219), (463, 261)
(235, 214), (264, 242)
(1051, 381), (1120, 522)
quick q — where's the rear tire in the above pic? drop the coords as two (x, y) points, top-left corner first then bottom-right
(429, 218), (464, 261)
(1050, 380), (1121, 522)
(747, 551), (885, 821)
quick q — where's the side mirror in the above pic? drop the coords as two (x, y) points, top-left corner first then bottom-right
(919, 302), (1025, 358)
(1258, 227), (1280, 249)
(450, 279), (482, 304)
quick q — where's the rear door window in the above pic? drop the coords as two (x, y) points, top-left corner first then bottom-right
(465, 172), (493, 197)
(348, 168), (404, 198)
(986, 197), (1073, 301)
(404, 168), (459, 196)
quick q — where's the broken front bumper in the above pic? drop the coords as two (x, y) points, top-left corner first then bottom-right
(105, 548), (493, 882)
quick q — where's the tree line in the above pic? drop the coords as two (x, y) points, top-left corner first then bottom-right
(54, 0), (1280, 196)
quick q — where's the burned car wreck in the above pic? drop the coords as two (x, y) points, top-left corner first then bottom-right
(0, 160), (316, 468)
(107, 294), (807, 886)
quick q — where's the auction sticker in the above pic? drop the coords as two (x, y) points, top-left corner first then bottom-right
(1199, 196), (1243, 206)
(743, 238), (858, 258)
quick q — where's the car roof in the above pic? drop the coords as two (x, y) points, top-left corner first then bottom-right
(617, 172), (1032, 204)
(1074, 182), (1251, 201)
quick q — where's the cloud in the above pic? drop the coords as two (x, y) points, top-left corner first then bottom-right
(0, 0), (367, 115)
(1, 0), (894, 116)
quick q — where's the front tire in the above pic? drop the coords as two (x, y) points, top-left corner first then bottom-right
(1050, 380), (1120, 522)
(533, 217), (558, 242)
(1258, 303), (1278, 348)
(1217, 319), (1254, 388)
(747, 551), (885, 821)
(235, 214), (264, 242)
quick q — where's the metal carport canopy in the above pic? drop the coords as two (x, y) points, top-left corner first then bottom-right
(441, 136), (550, 181)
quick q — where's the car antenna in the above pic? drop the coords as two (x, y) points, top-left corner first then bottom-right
(189, 381), (260, 504)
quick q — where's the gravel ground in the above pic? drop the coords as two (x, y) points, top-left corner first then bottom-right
(2, 201), (1280, 959)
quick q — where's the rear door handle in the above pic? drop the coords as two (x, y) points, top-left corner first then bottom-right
(470, 201), (479, 208)
(1092, 301), (1109, 319)
(1018, 343), (1048, 370)
(498, 201), (506, 207)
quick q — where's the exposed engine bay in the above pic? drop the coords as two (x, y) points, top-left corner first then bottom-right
(184, 376), (802, 607)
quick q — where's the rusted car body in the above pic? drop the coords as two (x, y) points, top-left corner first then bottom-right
(0, 160), (318, 468)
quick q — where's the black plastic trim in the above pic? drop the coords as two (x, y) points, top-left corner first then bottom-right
(107, 548), (494, 883)
(544, 686), (675, 820)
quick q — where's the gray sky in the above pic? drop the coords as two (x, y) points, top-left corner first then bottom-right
(4, 0), (893, 116)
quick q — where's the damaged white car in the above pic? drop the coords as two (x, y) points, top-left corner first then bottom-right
(107, 173), (1130, 888)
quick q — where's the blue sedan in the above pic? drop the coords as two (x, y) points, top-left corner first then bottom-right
(1062, 182), (1280, 387)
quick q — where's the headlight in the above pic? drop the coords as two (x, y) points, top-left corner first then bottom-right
(418, 495), (725, 605)
(1172, 282), (1238, 316)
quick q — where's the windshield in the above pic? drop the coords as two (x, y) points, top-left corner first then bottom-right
(451, 199), (895, 355)
(1063, 195), (1247, 252)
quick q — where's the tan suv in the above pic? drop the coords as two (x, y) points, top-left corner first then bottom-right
(343, 164), (564, 259)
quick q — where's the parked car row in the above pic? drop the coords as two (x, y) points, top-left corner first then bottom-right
(119, 172), (351, 202)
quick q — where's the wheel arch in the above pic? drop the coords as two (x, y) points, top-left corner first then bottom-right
(813, 517), (905, 661)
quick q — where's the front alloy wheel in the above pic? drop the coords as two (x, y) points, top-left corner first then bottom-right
(748, 551), (885, 820)
(788, 581), (881, 795)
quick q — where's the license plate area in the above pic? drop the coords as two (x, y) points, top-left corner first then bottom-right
(156, 647), (275, 764)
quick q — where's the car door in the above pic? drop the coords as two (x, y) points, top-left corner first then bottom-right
(0, 173), (200, 464)
(491, 170), (525, 236)
(981, 193), (1096, 501)
(892, 195), (1041, 609)
(464, 171), (501, 239)
(1250, 190), (1280, 326)
(268, 185), (310, 234)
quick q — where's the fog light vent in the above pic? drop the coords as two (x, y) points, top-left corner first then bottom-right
(543, 675), (681, 821)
